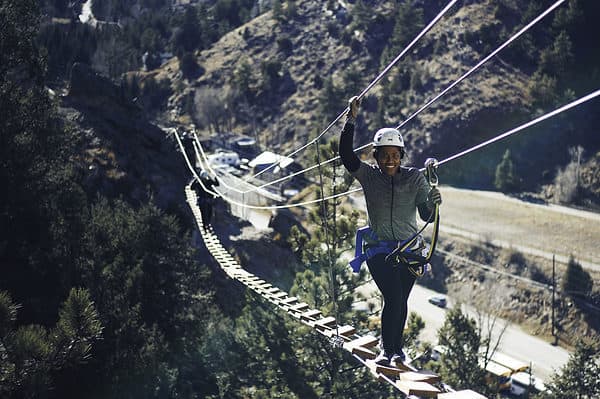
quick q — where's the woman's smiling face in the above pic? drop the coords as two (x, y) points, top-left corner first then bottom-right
(376, 146), (402, 176)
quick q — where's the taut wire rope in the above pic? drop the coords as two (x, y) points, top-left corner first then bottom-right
(395, 0), (566, 131)
(435, 88), (600, 168)
(235, 0), (568, 195)
(182, 88), (600, 210)
(244, 0), (459, 183)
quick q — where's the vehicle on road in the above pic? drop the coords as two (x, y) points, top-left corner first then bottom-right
(510, 371), (547, 396)
(430, 345), (447, 361)
(428, 294), (447, 308)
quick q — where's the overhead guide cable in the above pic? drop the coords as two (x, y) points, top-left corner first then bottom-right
(235, 0), (568, 195)
(244, 0), (459, 182)
(182, 89), (600, 210)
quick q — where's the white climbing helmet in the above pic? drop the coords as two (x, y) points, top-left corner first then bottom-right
(372, 128), (404, 148)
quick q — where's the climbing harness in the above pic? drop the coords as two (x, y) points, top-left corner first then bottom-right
(349, 159), (441, 278)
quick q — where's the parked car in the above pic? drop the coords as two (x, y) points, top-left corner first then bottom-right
(428, 294), (447, 308)
(430, 344), (448, 361)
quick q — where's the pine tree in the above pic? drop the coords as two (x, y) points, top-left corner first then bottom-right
(349, 0), (370, 31)
(382, 3), (424, 64)
(438, 306), (489, 394)
(495, 149), (518, 192)
(317, 77), (341, 123)
(0, 289), (102, 397)
(539, 31), (574, 79)
(542, 340), (600, 398)
(272, 0), (283, 22)
(403, 312), (426, 355)
(562, 256), (593, 299)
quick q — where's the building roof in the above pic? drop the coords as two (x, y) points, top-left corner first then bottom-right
(248, 151), (294, 169)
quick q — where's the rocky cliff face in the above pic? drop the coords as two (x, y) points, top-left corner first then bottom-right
(62, 63), (187, 209)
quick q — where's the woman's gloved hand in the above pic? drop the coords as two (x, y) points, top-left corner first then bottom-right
(347, 96), (361, 121)
(428, 187), (442, 205)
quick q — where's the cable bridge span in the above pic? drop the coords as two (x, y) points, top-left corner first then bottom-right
(186, 185), (487, 399)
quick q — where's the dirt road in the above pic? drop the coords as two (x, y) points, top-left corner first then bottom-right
(440, 186), (600, 270)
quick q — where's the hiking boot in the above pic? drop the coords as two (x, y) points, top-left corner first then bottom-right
(374, 350), (391, 366)
(390, 351), (406, 366)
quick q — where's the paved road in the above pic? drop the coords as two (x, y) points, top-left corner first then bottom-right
(408, 284), (570, 382)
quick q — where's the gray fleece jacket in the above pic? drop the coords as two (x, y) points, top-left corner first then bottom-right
(339, 121), (431, 242)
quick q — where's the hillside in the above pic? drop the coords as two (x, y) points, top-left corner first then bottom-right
(168, 1), (529, 157)
(151, 0), (599, 202)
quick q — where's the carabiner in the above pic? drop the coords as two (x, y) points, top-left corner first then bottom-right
(424, 158), (439, 187)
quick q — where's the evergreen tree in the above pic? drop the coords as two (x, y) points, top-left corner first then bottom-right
(562, 256), (593, 299)
(261, 59), (282, 92)
(272, 0), (283, 22)
(285, 0), (297, 20)
(381, 3), (424, 64)
(494, 149), (518, 192)
(72, 198), (213, 397)
(232, 59), (252, 99)
(539, 31), (574, 79)
(317, 77), (342, 123)
(179, 51), (199, 79)
(528, 71), (559, 107)
(541, 340), (600, 399)
(437, 306), (489, 394)
(172, 6), (201, 53)
(403, 312), (425, 355)
(1, 0), (87, 322)
(349, 0), (370, 31)
(0, 289), (102, 398)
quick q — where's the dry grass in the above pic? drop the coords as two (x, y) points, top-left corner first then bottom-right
(441, 186), (600, 267)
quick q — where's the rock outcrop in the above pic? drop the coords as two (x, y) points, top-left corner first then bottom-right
(63, 63), (187, 209)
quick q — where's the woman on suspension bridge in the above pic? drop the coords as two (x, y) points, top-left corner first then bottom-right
(340, 96), (442, 367)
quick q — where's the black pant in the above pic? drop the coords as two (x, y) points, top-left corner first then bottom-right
(367, 254), (416, 354)
(198, 197), (213, 226)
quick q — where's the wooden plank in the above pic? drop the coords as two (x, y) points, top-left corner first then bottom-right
(438, 389), (488, 399)
(300, 309), (322, 321)
(365, 360), (402, 377)
(289, 303), (309, 312)
(314, 316), (337, 330)
(270, 292), (288, 299)
(351, 345), (377, 360)
(397, 371), (440, 384)
(257, 283), (272, 289)
(324, 328), (354, 341)
(333, 325), (356, 337)
(281, 297), (298, 305)
(395, 380), (440, 397)
(343, 335), (379, 349)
